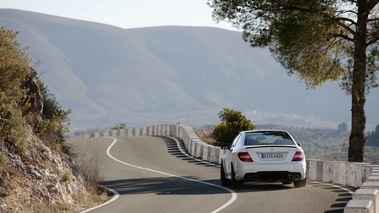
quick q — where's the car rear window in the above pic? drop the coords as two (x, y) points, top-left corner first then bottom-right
(244, 131), (295, 146)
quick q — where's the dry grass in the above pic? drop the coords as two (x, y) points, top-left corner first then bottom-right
(74, 148), (104, 191)
(66, 139), (109, 210)
(195, 129), (217, 145)
(75, 188), (108, 210)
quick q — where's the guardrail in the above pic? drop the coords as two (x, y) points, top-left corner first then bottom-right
(86, 123), (379, 213)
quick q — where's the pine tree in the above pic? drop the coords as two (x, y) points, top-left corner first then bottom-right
(208, 0), (379, 162)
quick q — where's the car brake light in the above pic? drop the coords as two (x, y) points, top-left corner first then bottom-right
(238, 152), (253, 162)
(292, 151), (304, 161)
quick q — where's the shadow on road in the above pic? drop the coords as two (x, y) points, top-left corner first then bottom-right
(100, 176), (229, 196)
(308, 182), (353, 213)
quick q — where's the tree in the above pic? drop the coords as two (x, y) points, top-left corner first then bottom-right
(338, 122), (349, 133)
(367, 124), (379, 147)
(211, 108), (255, 146)
(208, 0), (379, 162)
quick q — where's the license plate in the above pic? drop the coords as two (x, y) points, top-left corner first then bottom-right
(261, 153), (284, 159)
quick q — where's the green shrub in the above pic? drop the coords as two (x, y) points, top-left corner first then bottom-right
(0, 27), (70, 156)
(39, 83), (71, 148)
(211, 108), (255, 146)
(0, 27), (32, 157)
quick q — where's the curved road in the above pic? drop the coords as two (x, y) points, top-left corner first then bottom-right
(68, 136), (353, 213)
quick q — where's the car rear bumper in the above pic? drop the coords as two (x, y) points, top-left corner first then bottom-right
(243, 171), (303, 182)
(234, 161), (306, 182)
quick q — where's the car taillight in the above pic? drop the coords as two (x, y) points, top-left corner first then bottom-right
(292, 151), (304, 161)
(238, 152), (253, 162)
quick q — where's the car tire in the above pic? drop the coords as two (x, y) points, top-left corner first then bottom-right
(231, 164), (243, 189)
(294, 178), (306, 188)
(220, 163), (230, 186)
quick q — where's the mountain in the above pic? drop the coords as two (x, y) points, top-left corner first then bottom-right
(1, 9), (378, 130)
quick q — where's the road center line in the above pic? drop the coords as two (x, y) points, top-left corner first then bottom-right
(104, 136), (237, 213)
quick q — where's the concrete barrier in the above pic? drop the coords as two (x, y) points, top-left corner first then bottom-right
(367, 176), (379, 182)
(195, 141), (206, 158)
(210, 146), (220, 164)
(345, 200), (374, 213)
(361, 182), (379, 190)
(353, 189), (379, 213)
(202, 144), (212, 162)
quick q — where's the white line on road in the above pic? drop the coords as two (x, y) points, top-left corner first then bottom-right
(310, 181), (355, 195)
(79, 187), (119, 213)
(166, 136), (237, 213)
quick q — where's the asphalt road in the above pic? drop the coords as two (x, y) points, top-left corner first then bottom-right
(67, 136), (353, 213)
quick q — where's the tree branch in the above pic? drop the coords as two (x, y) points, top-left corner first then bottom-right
(334, 17), (356, 35)
(368, 0), (379, 9)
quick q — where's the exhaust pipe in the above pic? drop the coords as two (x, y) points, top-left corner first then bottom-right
(246, 175), (259, 181)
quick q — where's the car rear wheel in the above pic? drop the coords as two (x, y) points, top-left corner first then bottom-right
(220, 163), (230, 186)
(294, 178), (306, 188)
(231, 165), (243, 189)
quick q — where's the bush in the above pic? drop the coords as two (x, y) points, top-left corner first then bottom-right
(211, 108), (255, 146)
(0, 27), (71, 156)
(0, 27), (33, 157)
(39, 83), (71, 151)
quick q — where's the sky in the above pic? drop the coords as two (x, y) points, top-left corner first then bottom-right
(1, 0), (238, 31)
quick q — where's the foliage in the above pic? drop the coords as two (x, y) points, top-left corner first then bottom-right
(208, 0), (379, 162)
(211, 108), (255, 146)
(40, 83), (71, 147)
(0, 26), (107, 212)
(0, 27), (32, 157)
(337, 122), (349, 133)
(0, 26), (70, 155)
(112, 124), (126, 130)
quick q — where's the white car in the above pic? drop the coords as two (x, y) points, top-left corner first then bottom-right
(220, 130), (306, 189)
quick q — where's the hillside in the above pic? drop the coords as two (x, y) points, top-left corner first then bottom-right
(0, 27), (105, 212)
(0, 9), (378, 130)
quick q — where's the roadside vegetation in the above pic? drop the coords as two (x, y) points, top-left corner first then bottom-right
(0, 27), (106, 212)
(211, 108), (255, 147)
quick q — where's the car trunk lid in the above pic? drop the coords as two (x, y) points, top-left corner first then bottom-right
(246, 145), (299, 162)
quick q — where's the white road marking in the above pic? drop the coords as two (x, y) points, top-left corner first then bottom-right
(79, 187), (119, 213)
(81, 136), (237, 213)
(166, 136), (237, 213)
